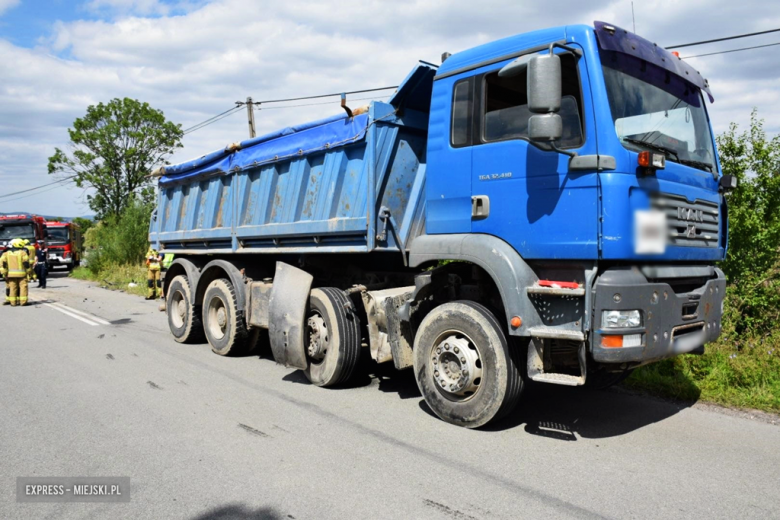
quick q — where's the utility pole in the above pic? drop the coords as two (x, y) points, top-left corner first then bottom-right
(246, 97), (256, 139)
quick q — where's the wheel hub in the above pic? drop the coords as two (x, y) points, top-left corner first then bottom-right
(176, 299), (186, 319)
(307, 314), (328, 360)
(216, 307), (227, 329)
(431, 335), (483, 396)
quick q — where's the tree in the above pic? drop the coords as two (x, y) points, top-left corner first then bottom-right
(72, 217), (94, 235)
(48, 98), (183, 219)
(716, 109), (780, 334)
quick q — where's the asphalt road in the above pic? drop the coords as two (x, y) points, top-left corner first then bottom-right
(1, 272), (779, 520)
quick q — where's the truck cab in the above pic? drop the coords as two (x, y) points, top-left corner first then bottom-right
(45, 221), (81, 271)
(420, 21), (727, 374)
(0, 214), (47, 256)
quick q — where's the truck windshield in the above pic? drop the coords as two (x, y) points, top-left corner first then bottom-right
(0, 223), (35, 241)
(600, 52), (716, 173)
(47, 227), (70, 244)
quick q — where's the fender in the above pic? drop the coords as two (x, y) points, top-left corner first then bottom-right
(163, 257), (203, 296)
(268, 262), (313, 370)
(408, 234), (539, 336)
(196, 259), (248, 311)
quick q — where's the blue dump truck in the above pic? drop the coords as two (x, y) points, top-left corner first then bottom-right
(150, 21), (736, 428)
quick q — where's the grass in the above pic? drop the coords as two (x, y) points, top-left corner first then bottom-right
(70, 263), (150, 298)
(625, 331), (780, 413)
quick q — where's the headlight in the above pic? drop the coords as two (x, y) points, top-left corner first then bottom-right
(602, 310), (642, 329)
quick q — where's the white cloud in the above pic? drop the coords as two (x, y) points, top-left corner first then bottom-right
(1, 0), (779, 216)
(0, 0), (19, 16)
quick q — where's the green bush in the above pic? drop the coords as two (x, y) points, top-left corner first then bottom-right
(85, 199), (152, 276)
(716, 110), (780, 334)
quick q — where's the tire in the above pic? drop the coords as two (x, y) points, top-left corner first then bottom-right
(166, 275), (204, 344)
(202, 278), (248, 356)
(413, 301), (524, 429)
(303, 288), (362, 387)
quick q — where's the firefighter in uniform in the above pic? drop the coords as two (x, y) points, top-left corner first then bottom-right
(1, 239), (32, 306)
(23, 239), (37, 283)
(145, 246), (163, 300)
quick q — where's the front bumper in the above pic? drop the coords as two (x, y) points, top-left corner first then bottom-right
(591, 266), (726, 364)
(47, 254), (73, 265)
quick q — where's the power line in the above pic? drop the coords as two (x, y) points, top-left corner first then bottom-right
(0, 175), (78, 199)
(258, 95), (391, 110)
(668, 27), (780, 49)
(183, 106), (243, 135)
(0, 180), (78, 204)
(683, 41), (780, 59)
(240, 86), (398, 106)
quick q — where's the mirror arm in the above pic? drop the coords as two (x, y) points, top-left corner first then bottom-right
(528, 139), (577, 159)
(549, 141), (577, 158)
(548, 42), (582, 57)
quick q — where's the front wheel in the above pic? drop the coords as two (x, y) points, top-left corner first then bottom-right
(413, 301), (524, 428)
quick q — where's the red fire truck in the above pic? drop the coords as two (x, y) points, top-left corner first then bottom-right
(0, 214), (47, 256)
(45, 221), (81, 271)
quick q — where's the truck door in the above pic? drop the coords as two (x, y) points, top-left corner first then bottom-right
(425, 76), (475, 234)
(470, 47), (600, 260)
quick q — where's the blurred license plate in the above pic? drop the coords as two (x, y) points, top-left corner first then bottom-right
(634, 209), (667, 254)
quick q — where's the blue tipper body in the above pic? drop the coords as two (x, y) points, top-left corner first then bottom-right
(150, 62), (434, 254)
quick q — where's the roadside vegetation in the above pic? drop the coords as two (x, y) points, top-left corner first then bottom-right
(626, 110), (780, 413)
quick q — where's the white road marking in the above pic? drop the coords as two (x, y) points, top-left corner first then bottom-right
(50, 301), (112, 326)
(44, 303), (102, 327)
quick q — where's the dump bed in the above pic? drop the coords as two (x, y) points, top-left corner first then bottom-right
(149, 63), (436, 255)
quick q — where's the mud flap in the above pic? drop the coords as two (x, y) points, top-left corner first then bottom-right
(268, 262), (313, 369)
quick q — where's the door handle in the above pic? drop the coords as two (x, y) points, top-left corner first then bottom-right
(471, 195), (490, 219)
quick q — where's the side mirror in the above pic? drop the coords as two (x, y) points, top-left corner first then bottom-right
(719, 175), (737, 191)
(529, 113), (563, 142)
(527, 53), (563, 142)
(528, 54), (562, 113)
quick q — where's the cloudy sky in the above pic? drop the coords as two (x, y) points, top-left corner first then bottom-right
(1, 0), (779, 217)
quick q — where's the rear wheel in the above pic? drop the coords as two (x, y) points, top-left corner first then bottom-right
(166, 275), (204, 344)
(413, 301), (524, 428)
(303, 288), (362, 387)
(203, 278), (248, 355)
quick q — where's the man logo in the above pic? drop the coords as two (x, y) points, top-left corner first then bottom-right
(685, 224), (697, 238)
(678, 207), (704, 222)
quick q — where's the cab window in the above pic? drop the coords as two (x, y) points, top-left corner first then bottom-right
(450, 78), (473, 147)
(482, 53), (584, 148)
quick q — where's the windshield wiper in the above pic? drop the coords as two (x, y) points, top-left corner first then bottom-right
(677, 158), (713, 173)
(623, 137), (679, 161)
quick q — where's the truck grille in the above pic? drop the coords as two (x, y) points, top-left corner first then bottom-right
(651, 193), (719, 248)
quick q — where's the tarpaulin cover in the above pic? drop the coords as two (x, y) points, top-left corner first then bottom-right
(159, 112), (369, 186)
(594, 21), (715, 102)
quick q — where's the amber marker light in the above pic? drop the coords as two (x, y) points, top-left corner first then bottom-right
(601, 335), (624, 348)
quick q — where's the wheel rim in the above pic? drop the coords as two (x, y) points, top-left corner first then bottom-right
(430, 331), (484, 401)
(306, 312), (329, 364)
(170, 290), (186, 329)
(207, 295), (228, 340)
